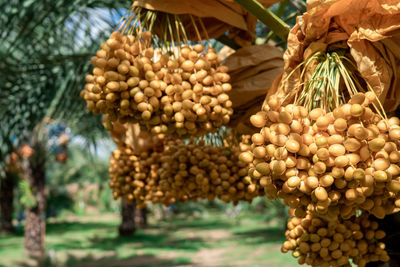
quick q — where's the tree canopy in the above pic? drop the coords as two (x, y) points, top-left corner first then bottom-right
(0, 0), (130, 162)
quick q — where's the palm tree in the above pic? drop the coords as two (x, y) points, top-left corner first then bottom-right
(0, 168), (18, 233)
(0, 0), (129, 257)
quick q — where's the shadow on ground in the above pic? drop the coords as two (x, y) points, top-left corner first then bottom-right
(47, 222), (116, 234)
(45, 220), (217, 253)
(88, 233), (209, 252)
(159, 218), (233, 231)
(64, 253), (191, 267)
(12, 253), (191, 267)
(232, 226), (286, 245)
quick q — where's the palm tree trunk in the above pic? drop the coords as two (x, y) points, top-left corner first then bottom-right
(22, 142), (46, 258)
(135, 206), (148, 228)
(0, 173), (15, 233)
(118, 199), (135, 236)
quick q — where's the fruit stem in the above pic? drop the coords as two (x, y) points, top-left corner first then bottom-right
(197, 17), (212, 47)
(189, 14), (202, 42)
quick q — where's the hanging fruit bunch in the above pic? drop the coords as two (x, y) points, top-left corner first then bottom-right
(108, 129), (264, 208)
(282, 210), (389, 266)
(158, 133), (264, 205)
(243, 49), (400, 266)
(254, 0), (400, 264)
(107, 122), (166, 208)
(81, 6), (233, 137)
(108, 140), (166, 209)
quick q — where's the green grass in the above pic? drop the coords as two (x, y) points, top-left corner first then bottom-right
(0, 212), (297, 267)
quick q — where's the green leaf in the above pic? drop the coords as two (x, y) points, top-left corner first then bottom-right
(18, 180), (37, 208)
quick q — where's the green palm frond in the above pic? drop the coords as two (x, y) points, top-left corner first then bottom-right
(0, 0), (130, 162)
